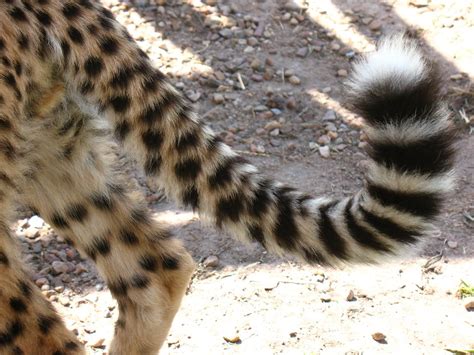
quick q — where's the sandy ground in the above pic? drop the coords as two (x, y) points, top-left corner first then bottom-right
(14, 0), (473, 354)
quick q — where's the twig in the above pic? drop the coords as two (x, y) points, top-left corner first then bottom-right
(202, 106), (220, 119)
(295, 106), (310, 119)
(237, 73), (246, 90)
(195, 42), (209, 54)
(422, 247), (444, 269)
(235, 149), (271, 157)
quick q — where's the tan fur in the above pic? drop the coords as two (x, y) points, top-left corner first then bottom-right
(0, 1), (455, 354)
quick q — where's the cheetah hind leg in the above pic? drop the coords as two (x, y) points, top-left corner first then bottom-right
(18, 99), (194, 354)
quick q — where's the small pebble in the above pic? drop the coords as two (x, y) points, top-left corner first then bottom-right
(337, 69), (348, 77)
(203, 255), (219, 268)
(289, 75), (301, 85)
(319, 146), (330, 158)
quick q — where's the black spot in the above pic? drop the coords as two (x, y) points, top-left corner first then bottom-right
(208, 157), (247, 190)
(66, 204), (88, 222)
(108, 278), (128, 297)
(87, 23), (98, 34)
(272, 187), (300, 251)
(51, 213), (69, 229)
(11, 346), (24, 355)
(139, 92), (177, 125)
(99, 15), (114, 31)
(86, 236), (111, 260)
(0, 117), (10, 131)
(142, 70), (166, 93)
(139, 254), (158, 272)
(65, 341), (79, 350)
(52, 351), (65, 355)
(100, 37), (119, 55)
(61, 40), (71, 62)
(110, 67), (134, 89)
(182, 186), (199, 209)
(14, 62), (22, 76)
(114, 121), (131, 141)
(367, 184), (442, 219)
(37, 315), (57, 334)
(1, 56), (11, 67)
(37, 28), (50, 59)
(35, 10), (52, 26)
(131, 274), (150, 289)
(9, 7), (29, 22)
(2, 72), (17, 88)
(162, 256), (179, 270)
(144, 155), (162, 175)
(174, 158), (201, 181)
(0, 251), (9, 266)
(142, 130), (163, 151)
(91, 192), (113, 210)
(62, 3), (81, 19)
(9, 298), (27, 313)
(175, 128), (199, 153)
(360, 206), (420, 244)
(84, 56), (103, 77)
(115, 319), (126, 330)
(344, 198), (391, 252)
(216, 194), (245, 226)
(0, 38), (4, 51)
(101, 7), (115, 19)
(119, 230), (139, 245)
(0, 320), (23, 346)
(79, 0), (93, 9)
(18, 281), (31, 298)
(17, 34), (29, 50)
(67, 26), (84, 44)
(0, 139), (16, 160)
(80, 80), (94, 94)
(109, 96), (130, 113)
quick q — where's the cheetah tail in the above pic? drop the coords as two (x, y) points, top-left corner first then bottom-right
(183, 33), (456, 265)
(53, 2), (455, 265)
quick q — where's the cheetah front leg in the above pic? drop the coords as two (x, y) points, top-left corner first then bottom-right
(0, 162), (83, 355)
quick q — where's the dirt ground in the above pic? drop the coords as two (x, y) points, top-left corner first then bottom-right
(14, 0), (473, 354)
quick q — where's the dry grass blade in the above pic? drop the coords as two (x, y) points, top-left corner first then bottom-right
(457, 280), (474, 299)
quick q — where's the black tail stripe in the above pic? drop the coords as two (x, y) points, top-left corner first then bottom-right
(303, 247), (327, 265)
(344, 198), (392, 252)
(272, 187), (299, 251)
(208, 156), (248, 191)
(317, 202), (349, 260)
(367, 184), (442, 218)
(360, 206), (419, 244)
(248, 224), (266, 248)
(354, 73), (441, 126)
(248, 179), (272, 218)
(368, 131), (456, 176)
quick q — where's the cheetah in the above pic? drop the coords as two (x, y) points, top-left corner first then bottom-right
(0, 1), (456, 354)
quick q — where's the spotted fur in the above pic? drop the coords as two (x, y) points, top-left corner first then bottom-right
(0, 1), (455, 354)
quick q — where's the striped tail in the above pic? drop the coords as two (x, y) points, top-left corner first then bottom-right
(188, 33), (456, 265)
